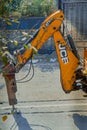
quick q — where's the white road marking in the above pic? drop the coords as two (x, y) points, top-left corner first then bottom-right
(1, 103), (87, 110)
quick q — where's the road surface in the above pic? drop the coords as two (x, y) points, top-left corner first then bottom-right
(0, 53), (87, 130)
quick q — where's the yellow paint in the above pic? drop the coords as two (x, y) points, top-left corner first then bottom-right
(2, 115), (8, 122)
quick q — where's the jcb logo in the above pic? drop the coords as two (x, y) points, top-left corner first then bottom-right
(59, 44), (69, 64)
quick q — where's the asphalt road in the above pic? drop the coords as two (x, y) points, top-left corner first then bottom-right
(0, 54), (87, 130)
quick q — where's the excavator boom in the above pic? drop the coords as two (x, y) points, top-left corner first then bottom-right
(16, 10), (64, 68)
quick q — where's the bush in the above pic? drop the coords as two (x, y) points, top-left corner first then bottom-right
(20, 0), (57, 17)
(0, 0), (57, 17)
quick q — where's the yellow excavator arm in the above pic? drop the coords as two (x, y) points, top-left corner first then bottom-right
(16, 10), (65, 65)
(1, 10), (87, 109)
(53, 31), (79, 92)
(16, 10), (79, 92)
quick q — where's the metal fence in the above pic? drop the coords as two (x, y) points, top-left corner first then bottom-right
(0, 17), (45, 30)
(60, 0), (87, 42)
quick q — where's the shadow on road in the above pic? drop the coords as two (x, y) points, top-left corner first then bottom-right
(13, 111), (32, 130)
(13, 111), (52, 130)
(73, 113), (87, 130)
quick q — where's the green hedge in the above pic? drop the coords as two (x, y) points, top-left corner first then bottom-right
(0, 0), (57, 17)
(19, 0), (57, 17)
